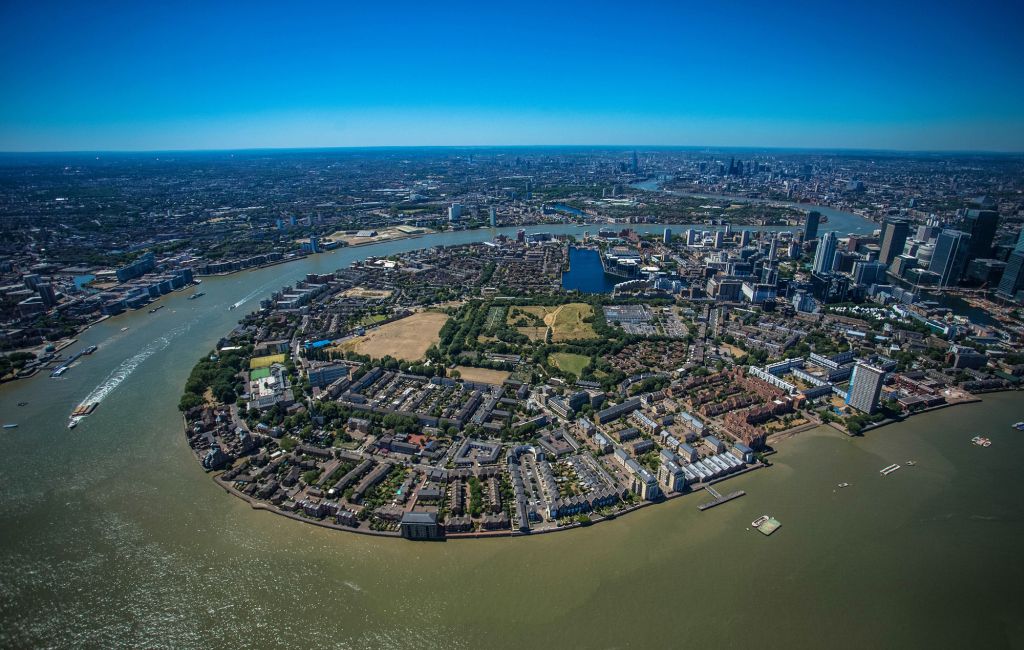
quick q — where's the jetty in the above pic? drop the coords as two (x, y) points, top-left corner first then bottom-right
(698, 486), (746, 511)
(880, 463), (901, 476)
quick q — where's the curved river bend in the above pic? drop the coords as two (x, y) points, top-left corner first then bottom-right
(1, 222), (1022, 649)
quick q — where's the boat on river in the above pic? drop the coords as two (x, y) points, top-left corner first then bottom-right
(971, 436), (992, 447)
(3, 424), (18, 429)
(71, 402), (98, 418)
(1013, 421), (1024, 431)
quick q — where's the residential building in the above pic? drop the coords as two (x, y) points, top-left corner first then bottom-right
(846, 362), (885, 414)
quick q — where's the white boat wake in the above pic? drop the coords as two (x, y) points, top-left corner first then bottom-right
(231, 281), (278, 309)
(76, 322), (193, 409)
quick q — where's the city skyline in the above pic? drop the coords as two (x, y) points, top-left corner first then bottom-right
(2, 1), (1023, 152)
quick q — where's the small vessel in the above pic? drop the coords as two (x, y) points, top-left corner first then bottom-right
(3, 424), (18, 429)
(751, 515), (770, 528)
(149, 305), (164, 313)
(971, 436), (992, 447)
(121, 327), (129, 332)
(880, 463), (901, 476)
(71, 402), (98, 417)
(17, 401), (27, 406)
(50, 366), (68, 377)
(228, 304), (236, 310)
(83, 345), (98, 355)
(905, 460), (916, 466)
(838, 482), (850, 488)
(188, 292), (205, 300)
(1013, 422), (1024, 431)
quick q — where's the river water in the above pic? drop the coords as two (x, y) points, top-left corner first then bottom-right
(1, 223), (1022, 648)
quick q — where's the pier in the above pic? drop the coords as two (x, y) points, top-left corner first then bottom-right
(880, 463), (901, 476)
(698, 488), (746, 511)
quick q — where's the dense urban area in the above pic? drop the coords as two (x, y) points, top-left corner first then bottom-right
(2, 147), (1023, 539)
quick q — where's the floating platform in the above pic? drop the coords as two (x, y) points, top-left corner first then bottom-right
(758, 518), (782, 536)
(698, 490), (745, 511)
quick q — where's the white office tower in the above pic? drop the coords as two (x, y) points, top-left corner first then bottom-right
(489, 206), (496, 227)
(812, 231), (838, 275)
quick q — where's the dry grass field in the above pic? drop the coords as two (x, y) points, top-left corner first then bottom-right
(341, 287), (393, 299)
(332, 311), (448, 361)
(249, 354), (287, 369)
(508, 303), (598, 342)
(453, 366), (512, 384)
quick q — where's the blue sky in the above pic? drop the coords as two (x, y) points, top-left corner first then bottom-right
(1, 0), (1022, 151)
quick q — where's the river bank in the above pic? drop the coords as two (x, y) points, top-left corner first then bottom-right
(632, 177), (879, 233)
(2, 222), (1021, 649)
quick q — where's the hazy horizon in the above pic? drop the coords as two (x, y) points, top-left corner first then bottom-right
(0, 143), (1022, 157)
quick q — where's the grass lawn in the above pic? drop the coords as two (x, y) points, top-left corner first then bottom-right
(358, 313), (388, 326)
(549, 352), (590, 377)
